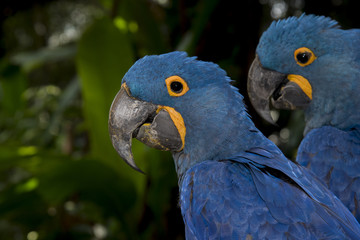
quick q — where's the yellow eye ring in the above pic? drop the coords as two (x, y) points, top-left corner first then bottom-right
(294, 47), (317, 67)
(165, 75), (189, 97)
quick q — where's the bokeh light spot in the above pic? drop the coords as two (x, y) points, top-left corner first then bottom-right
(27, 231), (39, 240)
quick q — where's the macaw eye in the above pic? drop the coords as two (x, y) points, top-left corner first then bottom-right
(165, 76), (189, 97)
(170, 81), (183, 93)
(296, 52), (310, 64)
(294, 47), (316, 67)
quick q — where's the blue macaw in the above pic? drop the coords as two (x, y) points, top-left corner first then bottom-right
(247, 14), (360, 221)
(109, 51), (360, 239)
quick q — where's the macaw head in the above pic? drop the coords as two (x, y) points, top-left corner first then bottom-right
(248, 14), (360, 132)
(109, 52), (262, 177)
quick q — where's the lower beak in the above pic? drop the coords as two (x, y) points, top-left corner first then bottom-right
(108, 83), (184, 173)
(247, 55), (312, 124)
(271, 74), (312, 110)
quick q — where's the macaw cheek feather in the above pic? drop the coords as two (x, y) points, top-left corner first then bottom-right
(108, 83), (185, 173)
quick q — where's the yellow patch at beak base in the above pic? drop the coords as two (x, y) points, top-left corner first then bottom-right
(287, 74), (312, 100)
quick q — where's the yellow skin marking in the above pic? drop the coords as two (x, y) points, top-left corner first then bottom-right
(287, 74), (312, 100)
(294, 47), (317, 67)
(122, 82), (130, 94)
(157, 106), (186, 150)
(165, 75), (189, 97)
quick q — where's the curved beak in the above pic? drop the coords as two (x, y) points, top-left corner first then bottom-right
(108, 83), (185, 173)
(247, 55), (312, 124)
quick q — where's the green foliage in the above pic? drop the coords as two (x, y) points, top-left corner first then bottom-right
(76, 17), (136, 175)
(0, 1), (182, 239)
(177, 0), (220, 53)
(0, 61), (26, 114)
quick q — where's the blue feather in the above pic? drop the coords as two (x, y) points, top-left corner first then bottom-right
(297, 126), (360, 220)
(180, 149), (360, 239)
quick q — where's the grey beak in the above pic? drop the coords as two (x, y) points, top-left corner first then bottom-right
(248, 56), (312, 124)
(108, 84), (183, 173)
(247, 55), (287, 124)
(108, 85), (158, 173)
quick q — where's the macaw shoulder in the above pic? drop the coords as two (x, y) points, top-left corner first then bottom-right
(179, 149), (360, 239)
(297, 125), (360, 179)
(178, 156), (352, 240)
(179, 159), (289, 240)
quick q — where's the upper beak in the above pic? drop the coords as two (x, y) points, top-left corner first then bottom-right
(247, 55), (312, 124)
(108, 83), (185, 173)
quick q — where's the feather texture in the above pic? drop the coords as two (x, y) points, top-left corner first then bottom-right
(297, 126), (360, 220)
(180, 147), (360, 239)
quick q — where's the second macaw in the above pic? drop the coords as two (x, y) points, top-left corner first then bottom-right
(109, 51), (360, 239)
(248, 14), (360, 221)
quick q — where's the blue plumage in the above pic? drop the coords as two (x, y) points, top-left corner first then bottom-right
(297, 126), (360, 220)
(253, 14), (360, 222)
(181, 148), (360, 239)
(116, 51), (360, 238)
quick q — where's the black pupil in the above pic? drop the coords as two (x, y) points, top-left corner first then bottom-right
(296, 52), (311, 64)
(170, 81), (183, 93)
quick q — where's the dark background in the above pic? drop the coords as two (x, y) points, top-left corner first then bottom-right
(1, 0), (359, 239)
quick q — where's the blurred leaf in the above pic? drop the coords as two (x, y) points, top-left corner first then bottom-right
(37, 157), (138, 239)
(15, 177), (39, 193)
(117, 0), (169, 55)
(38, 159), (137, 212)
(0, 146), (139, 238)
(10, 44), (77, 73)
(0, 61), (26, 114)
(0, 188), (49, 229)
(98, 0), (114, 11)
(145, 150), (179, 234)
(17, 146), (38, 156)
(177, 0), (220, 54)
(77, 17), (132, 165)
(76, 17), (150, 198)
(42, 77), (80, 145)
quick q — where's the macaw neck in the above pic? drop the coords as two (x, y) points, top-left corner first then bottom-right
(304, 87), (360, 134)
(171, 105), (273, 182)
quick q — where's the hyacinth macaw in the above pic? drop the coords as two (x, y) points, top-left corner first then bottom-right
(108, 51), (360, 239)
(247, 14), (360, 221)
